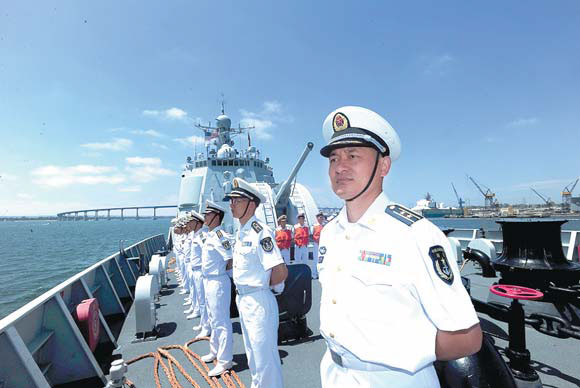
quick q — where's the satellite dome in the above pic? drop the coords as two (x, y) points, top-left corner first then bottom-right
(217, 144), (233, 159)
(216, 114), (231, 129)
(235, 168), (246, 178)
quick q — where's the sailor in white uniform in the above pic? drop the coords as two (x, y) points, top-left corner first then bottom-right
(181, 216), (196, 310)
(199, 200), (234, 377)
(317, 106), (482, 388)
(226, 178), (288, 388)
(184, 211), (205, 320)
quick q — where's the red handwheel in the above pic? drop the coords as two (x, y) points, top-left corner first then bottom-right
(490, 284), (543, 300)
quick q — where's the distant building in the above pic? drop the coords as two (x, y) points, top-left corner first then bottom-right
(571, 196), (580, 212)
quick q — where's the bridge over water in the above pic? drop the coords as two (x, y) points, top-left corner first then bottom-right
(57, 205), (342, 221)
(57, 205), (178, 220)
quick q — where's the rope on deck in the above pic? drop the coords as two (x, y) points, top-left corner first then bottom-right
(125, 336), (246, 388)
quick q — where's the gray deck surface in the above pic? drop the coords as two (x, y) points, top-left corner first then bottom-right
(113, 267), (325, 388)
(112, 262), (580, 388)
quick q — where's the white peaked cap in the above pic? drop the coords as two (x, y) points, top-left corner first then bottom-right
(204, 200), (227, 214)
(320, 106), (401, 160)
(191, 210), (205, 223)
(225, 177), (266, 203)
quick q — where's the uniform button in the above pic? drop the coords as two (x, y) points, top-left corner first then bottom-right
(329, 332), (335, 338)
(345, 235), (350, 240)
(332, 298), (337, 304)
(336, 266), (341, 272)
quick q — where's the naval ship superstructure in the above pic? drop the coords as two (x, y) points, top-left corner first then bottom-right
(177, 108), (318, 234)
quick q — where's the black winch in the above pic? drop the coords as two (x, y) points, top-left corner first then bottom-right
(493, 220), (580, 287)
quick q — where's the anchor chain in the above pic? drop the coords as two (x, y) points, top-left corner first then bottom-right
(526, 312), (580, 340)
(475, 299), (580, 340)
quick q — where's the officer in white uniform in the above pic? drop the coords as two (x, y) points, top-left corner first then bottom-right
(199, 200), (234, 377)
(184, 211), (205, 320)
(226, 178), (288, 388)
(317, 106), (482, 388)
(181, 216), (197, 313)
(173, 219), (186, 287)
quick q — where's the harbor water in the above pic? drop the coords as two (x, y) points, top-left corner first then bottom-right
(1, 217), (579, 320)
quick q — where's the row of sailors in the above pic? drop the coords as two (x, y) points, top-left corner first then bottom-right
(275, 212), (326, 278)
(171, 178), (288, 388)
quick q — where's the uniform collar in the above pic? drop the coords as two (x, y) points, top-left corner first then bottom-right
(211, 225), (224, 235)
(241, 215), (258, 232)
(335, 192), (391, 232)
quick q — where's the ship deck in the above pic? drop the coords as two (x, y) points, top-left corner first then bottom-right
(111, 262), (580, 388)
(112, 267), (325, 388)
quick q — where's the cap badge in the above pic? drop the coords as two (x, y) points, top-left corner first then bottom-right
(332, 112), (350, 132)
(233, 179), (239, 188)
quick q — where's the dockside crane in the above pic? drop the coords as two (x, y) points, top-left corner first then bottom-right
(530, 187), (554, 206)
(451, 183), (465, 212)
(468, 176), (497, 208)
(562, 178), (579, 210)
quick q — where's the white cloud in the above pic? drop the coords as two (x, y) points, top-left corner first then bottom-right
(31, 164), (126, 188)
(0, 173), (18, 181)
(174, 135), (205, 147)
(16, 193), (34, 199)
(126, 156), (162, 166)
(130, 129), (164, 138)
(142, 107), (189, 121)
(80, 138), (133, 151)
(152, 142), (169, 150)
(506, 117), (538, 128)
(119, 186), (142, 192)
(125, 156), (174, 183)
(424, 54), (454, 75)
(240, 100), (290, 140)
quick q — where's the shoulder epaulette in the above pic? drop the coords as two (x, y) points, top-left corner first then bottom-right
(251, 221), (263, 233)
(385, 204), (423, 226)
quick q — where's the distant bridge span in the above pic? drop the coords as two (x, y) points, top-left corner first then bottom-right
(57, 205), (178, 221)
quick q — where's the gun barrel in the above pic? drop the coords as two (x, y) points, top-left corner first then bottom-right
(275, 142), (314, 207)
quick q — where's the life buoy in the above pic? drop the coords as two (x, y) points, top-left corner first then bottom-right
(75, 298), (100, 351)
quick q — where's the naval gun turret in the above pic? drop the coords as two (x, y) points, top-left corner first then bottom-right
(274, 142), (314, 217)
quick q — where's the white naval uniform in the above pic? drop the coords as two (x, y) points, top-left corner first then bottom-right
(201, 226), (233, 364)
(318, 193), (479, 388)
(233, 216), (284, 388)
(182, 232), (193, 293)
(188, 229), (204, 317)
(175, 233), (186, 279)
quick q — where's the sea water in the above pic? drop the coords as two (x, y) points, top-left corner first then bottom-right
(0, 219), (169, 319)
(1, 217), (579, 319)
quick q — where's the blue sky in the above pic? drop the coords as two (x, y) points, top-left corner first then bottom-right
(1, 1), (579, 216)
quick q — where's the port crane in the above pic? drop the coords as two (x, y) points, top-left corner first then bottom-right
(530, 187), (554, 207)
(468, 176), (497, 208)
(561, 178), (579, 209)
(451, 183), (465, 212)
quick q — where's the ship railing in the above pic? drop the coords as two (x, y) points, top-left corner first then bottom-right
(446, 228), (580, 261)
(0, 234), (166, 388)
